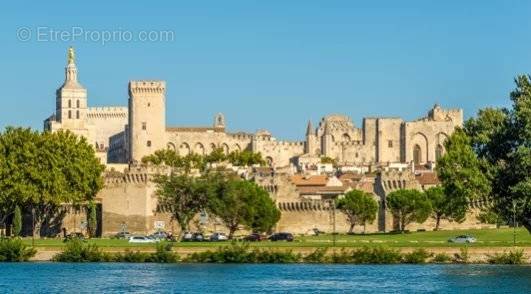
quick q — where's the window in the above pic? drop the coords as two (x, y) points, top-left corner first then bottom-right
(76, 100), (80, 108)
(147, 140), (151, 147)
(388, 140), (393, 148)
(147, 103), (151, 107)
(413, 144), (421, 165)
(68, 110), (72, 119)
(435, 145), (444, 161)
(142, 122), (147, 130)
(76, 110), (79, 119)
(68, 100), (72, 108)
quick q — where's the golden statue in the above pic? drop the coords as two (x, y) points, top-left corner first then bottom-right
(67, 47), (75, 64)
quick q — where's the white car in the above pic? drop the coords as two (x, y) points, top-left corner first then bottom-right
(128, 236), (157, 243)
(210, 232), (228, 241)
(448, 235), (477, 244)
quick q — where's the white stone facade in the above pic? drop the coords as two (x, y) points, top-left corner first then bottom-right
(45, 48), (462, 170)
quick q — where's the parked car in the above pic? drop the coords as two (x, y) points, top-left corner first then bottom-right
(128, 236), (157, 243)
(243, 233), (266, 242)
(113, 231), (131, 239)
(64, 232), (85, 242)
(269, 232), (294, 242)
(149, 231), (168, 240)
(448, 235), (477, 243)
(192, 233), (205, 242)
(210, 232), (228, 242)
(182, 232), (194, 241)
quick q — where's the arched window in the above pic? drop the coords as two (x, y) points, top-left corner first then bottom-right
(435, 144), (444, 161)
(68, 100), (71, 108)
(76, 110), (79, 119)
(265, 156), (273, 167)
(342, 133), (351, 142)
(76, 100), (80, 108)
(68, 110), (72, 119)
(413, 144), (422, 165)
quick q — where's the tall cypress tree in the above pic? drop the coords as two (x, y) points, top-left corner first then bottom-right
(13, 205), (22, 237)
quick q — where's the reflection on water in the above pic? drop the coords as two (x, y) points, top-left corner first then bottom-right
(0, 263), (529, 293)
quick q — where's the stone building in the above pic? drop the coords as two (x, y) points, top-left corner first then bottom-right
(43, 48), (491, 236)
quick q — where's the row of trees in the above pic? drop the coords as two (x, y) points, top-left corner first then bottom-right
(155, 173), (280, 239)
(0, 127), (104, 237)
(144, 149), (279, 240)
(337, 187), (459, 233)
(436, 75), (531, 231)
(142, 148), (266, 172)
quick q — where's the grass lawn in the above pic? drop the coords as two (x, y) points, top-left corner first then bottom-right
(21, 228), (531, 249)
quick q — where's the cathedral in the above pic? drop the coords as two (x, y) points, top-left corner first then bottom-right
(45, 48), (462, 171)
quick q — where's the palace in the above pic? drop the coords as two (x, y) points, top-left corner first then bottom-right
(44, 48), (490, 236)
(45, 48), (462, 171)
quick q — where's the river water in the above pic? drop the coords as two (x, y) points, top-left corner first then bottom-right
(0, 263), (529, 293)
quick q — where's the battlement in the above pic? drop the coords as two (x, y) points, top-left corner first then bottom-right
(278, 200), (334, 211)
(128, 80), (166, 95)
(87, 107), (128, 119)
(336, 140), (363, 146)
(228, 132), (253, 140)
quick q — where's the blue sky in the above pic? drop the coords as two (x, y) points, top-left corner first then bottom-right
(1, 1), (530, 140)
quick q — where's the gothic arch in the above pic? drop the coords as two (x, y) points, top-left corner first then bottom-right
(233, 144), (242, 152)
(435, 132), (449, 145)
(210, 143), (217, 153)
(342, 133), (351, 142)
(265, 156), (273, 167)
(179, 142), (190, 156)
(167, 142), (176, 151)
(222, 143), (230, 155)
(411, 132), (428, 164)
(195, 143), (205, 155)
(413, 144), (422, 165)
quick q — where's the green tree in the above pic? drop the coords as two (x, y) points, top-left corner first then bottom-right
(436, 128), (491, 221)
(87, 201), (97, 238)
(0, 128), (104, 238)
(12, 205), (22, 237)
(386, 189), (432, 232)
(460, 76), (531, 230)
(320, 156), (337, 166)
(336, 190), (378, 233)
(154, 173), (215, 240)
(227, 150), (266, 166)
(424, 186), (465, 231)
(208, 178), (280, 238)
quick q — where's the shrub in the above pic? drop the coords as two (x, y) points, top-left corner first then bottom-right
(403, 249), (432, 264)
(254, 249), (301, 263)
(53, 239), (104, 262)
(184, 242), (301, 263)
(303, 248), (329, 263)
(149, 242), (179, 263)
(432, 253), (451, 263)
(330, 248), (353, 263)
(453, 247), (469, 263)
(0, 238), (37, 262)
(113, 250), (151, 263)
(487, 249), (526, 264)
(351, 246), (402, 264)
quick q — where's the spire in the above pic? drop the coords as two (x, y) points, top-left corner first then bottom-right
(306, 120), (313, 136)
(63, 47), (82, 88)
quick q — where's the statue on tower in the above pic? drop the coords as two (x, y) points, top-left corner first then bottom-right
(67, 47), (75, 64)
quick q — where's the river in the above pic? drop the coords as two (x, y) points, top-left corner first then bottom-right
(0, 263), (529, 293)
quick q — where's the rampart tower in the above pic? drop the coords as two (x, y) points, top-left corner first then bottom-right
(128, 80), (166, 163)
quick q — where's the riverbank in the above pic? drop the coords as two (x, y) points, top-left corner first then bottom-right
(30, 245), (531, 263)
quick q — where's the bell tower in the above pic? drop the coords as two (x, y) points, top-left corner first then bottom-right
(54, 47), (88, 135)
